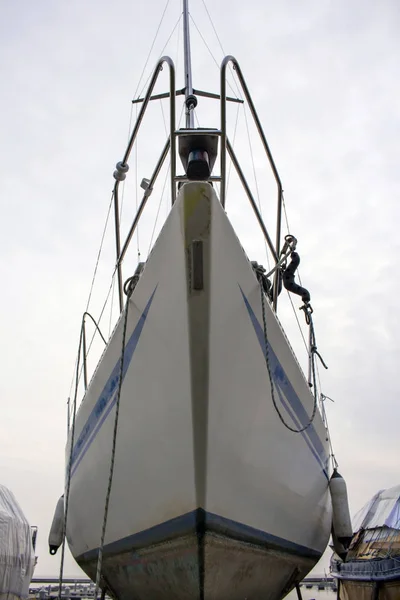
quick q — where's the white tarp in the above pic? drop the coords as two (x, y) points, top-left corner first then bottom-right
(0, 485), (35, 600)
(352, 484), (400, 533)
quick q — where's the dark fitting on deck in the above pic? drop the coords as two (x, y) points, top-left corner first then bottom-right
(187, 149), (210, 179)
(178, 129), (219, 181)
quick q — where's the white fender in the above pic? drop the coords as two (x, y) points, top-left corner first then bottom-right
(329, 469), (352, 556)
(48, 495), (64, 555)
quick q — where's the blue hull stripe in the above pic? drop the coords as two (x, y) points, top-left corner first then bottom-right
(240, 288), (328, 478)
(77, 509), (321, 563)
(70, 287), (157, 477)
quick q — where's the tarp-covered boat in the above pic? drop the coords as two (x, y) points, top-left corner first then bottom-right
(331, 484), (400, 600)
(0, 485), (36, 600)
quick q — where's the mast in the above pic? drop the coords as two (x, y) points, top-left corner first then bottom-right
(183, 0), (196, 128)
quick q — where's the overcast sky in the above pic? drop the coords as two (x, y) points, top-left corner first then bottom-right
(1, 0), (399, 579)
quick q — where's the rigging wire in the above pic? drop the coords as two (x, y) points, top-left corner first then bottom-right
(84, 270), (117, 358)
(282, 192), (303, 287)
(118, 147), (131, 249)
(243, 104), (271, 271)
(67, 353), (80, 403)
(324, 406), (339, 470)
(226, 101), (240, 195)
(74, 268), (118, 390)
(126, 104), (135, 142)
(120, 108), (139, 260)
(189, 15), (238, 100)
(188, 16), (218, 69)
(316, 359), (338, 470)
(147, 164), (171, 255)
(108, 272), (117, 340)
(178, 100), (186, 128)
(282, 192), (291, 235)
(200, 0), (225, 60)
(118, 1), (171, 223)
(137, 15), (183, 101)
(68, 190), (115, 399)
(167, 10), (182, 220)
(166, 100), (185, 219)
(121, 0), (173, 262)
(158, 98), (170, 222)
(286, 291), (309, 355)
(315, 354), (323, 397)
(132, 0), (171, 101)
(85, 191), (115, 313)
(188, 7), (240, 195)
(145, 88), (170, 255)
(175, 4), (182, 85)
(279, 191), (311, 369)
(200, 0), (243, 100)
(135, 103), (140, 260)
(160, 99), (168, 136)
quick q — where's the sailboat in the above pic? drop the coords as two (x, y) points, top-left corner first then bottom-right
(49, 2), (348, 598)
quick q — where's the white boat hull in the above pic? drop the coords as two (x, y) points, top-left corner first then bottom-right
(65, 182), (332, 599)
